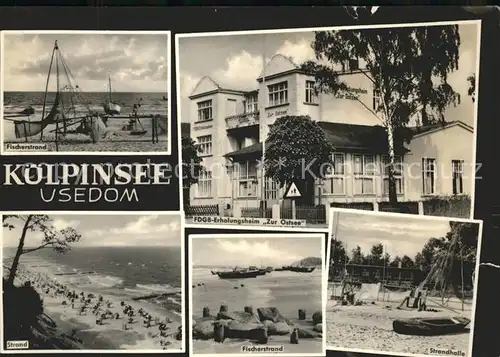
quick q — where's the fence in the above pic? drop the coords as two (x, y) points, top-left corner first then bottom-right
(331, 197), (470, 218)
(4, 114), (167, 152)
(331, 202), (374, 211)
(241, 207), (272, 218)
(422, 196), (471, 218)
(281, 204), (327, 224)
(185, 204), (219, 216)
(378, 201), (419, 214)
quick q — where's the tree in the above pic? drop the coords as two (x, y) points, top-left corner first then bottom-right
(366, 243), (384, 266)
(301, 25), (460, 204)
(2, 215), (81, 287)
(264, 115), (335, 205)
(330, 238), (349, 265)
(350, 245), (364, 264)
(390, 255), (402, 267)
(181, 137), (203, 206)
(401, 255), (416, 268)
(467, 74), (476, 102)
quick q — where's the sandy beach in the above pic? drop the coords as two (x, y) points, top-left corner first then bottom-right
(191, 268), (324, 354)
(4, 258), (183, 351)
(326, 290), (473, 356)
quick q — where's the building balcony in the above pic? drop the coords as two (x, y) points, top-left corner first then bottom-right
(225, 111), (260, 130)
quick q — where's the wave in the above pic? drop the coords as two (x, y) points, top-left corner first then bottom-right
(135, 283), (178, 293)
(87, 274), (124, 288)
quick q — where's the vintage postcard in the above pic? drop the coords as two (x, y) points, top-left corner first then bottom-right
(326, 208), (483, 357)
(177, 20), (481, 229)
(189, 233), (327, 356)
(1, 30), (171, 155)
(1, 212), (185, 353)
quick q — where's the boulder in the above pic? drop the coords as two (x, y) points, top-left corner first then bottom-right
(257, 307), (290, 324)
(262, 320), (291, 336)
(216, 310), (260, 324)
(312, 311), (322, 325)
(297, 328), (322, 339)
(192, 320), (214, 340)
(313, 323), (322, 333)
(275, 322), (292, 335)
(224, 321), (268, 343)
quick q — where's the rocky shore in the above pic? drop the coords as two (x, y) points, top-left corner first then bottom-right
(192, 305), (323, 353)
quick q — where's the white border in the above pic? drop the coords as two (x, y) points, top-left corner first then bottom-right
(175, 19), (482, 220)
(185, 223), (329, 233)
(0, 30), (172, 156)
(325, 208), (484, 357)
(0, 211), (186, 354)
(188, 233), (327, 357)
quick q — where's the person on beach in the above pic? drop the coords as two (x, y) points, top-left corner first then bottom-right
(397, 286), (416, 309)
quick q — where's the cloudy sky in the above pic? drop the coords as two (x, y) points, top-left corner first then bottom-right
(178, 22), (479, 127)
(2, 214), (181, 248)
(191, 235), (323, 267)
(332, 211), (456, 259)
(2, 32), (169, 92)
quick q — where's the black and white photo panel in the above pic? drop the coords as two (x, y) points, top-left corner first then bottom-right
(1, 212), (185, 353)
(177, 20), (481, 230)
(1, 30), (171, 155)
(189, 232), (327, 357)
(326, 208), (483, 357)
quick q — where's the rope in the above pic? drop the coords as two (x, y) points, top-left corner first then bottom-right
(480, 262), (500, 269)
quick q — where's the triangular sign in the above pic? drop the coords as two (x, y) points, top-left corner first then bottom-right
(285, 182), (301, 198)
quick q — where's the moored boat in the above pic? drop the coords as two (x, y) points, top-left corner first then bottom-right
(216, 269), (260, 279)
(289, 266), (316, 273)
(393, 316), (470, 336)
(103, 76), (121, 116)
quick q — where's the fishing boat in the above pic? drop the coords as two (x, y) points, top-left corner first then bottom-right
(393, 316), (470, 336)
(266, 267), (274, 273)
(103, 76), (121, 116)
(6, 41), (104, 142)
(248, 266), (267, 276)
(216, 268), (260, 279)
(289, 266), (316, 273)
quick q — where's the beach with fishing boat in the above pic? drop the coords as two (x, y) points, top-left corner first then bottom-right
(2, 34), (169, 153)
(326, 210), (481, 356)
(190, 234), (325, 355)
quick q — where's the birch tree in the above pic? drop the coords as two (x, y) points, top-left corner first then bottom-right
(301, 25), (461, 204)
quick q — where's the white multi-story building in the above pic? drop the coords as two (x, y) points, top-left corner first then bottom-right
(186, 54), (474, 216)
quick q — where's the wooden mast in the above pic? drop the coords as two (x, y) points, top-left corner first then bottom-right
(108, 76), (113, 102)
(55, 42), (60, 152)
(40, 40), (58, 141)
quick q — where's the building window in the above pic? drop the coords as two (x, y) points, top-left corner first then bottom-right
(373, 89), (382, 110)
(348, 58), (359, 71)
(268, 81), (288, 107)
(264, 178), (278, 200)
(305, 81), (317, 104)
(382, 155), (404, 195)
(452, 160), (464, 195)
(245, 94), (258, 113)
(197, 169), (212, 197)
(324, 153), (345, 195)
(237, 161), (258, 197)
(197, 135), (212, 156)
(197, 100), (213, 122)
(353, 154), (376, 195)
(422, 158), (436, 195)
(342, 57), (360, 72)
